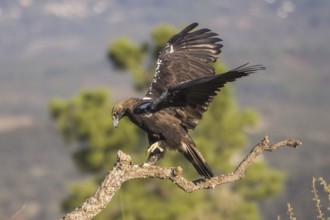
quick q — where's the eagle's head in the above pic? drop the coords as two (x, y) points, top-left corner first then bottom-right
(112, 98), (144, 127)
(112, 102), (126, 127)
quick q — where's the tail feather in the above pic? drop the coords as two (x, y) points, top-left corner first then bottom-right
(181, 142), (214, 178)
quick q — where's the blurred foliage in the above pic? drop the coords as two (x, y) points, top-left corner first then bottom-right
(49, 23), (284, 219)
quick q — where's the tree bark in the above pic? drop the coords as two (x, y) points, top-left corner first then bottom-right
(61, 136), (302, 220)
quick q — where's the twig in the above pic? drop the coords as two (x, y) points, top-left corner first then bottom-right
(60, 136), (302, 220)
(312, 177), (329, 220)
(287, 203), (297, 220)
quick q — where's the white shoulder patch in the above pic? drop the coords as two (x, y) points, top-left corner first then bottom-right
(145, 113), (152, 118)
(142, 96), (152, 100)
(170, 45), (174, 53)
(150, 58), (163, 85)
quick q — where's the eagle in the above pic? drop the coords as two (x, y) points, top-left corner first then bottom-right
(112, 22), (265, 179)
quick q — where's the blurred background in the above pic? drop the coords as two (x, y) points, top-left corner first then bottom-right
(0, 0), (329, 219)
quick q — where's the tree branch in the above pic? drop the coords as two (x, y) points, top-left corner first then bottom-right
(60, 136), (302, 220)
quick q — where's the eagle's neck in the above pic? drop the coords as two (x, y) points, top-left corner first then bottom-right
(122, 97), (145, 127)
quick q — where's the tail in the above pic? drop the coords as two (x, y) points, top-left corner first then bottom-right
(180, 141), (214, 179)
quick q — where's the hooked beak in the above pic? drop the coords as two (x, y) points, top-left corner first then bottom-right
(112, 118), (119, 127)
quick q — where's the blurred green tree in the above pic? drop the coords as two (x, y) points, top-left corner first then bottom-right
(49, 24), (284, 219)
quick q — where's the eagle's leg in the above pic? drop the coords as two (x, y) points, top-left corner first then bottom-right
(143, 141), (167, 166)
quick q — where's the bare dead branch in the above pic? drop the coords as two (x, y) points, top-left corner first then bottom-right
(60, 136), (302, 220)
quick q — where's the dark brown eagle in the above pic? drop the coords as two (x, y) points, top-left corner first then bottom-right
(112, 22), (265, 179)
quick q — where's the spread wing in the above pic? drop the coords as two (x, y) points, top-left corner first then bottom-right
(144, 22), (222, 100)
(134, 64), (265, 129)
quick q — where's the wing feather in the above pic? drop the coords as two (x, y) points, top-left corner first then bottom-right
(134, 64), (265, 129)
(137, 23), (263, 131)
(145, 23), (222, 100)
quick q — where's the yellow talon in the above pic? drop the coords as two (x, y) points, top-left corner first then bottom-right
(146, 142), (164, 154)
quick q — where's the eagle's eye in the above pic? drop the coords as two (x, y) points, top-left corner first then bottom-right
(112, 107), (124, 120)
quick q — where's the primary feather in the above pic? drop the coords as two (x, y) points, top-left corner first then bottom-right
(145, 22), (222, 100)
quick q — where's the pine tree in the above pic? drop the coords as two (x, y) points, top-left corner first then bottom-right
(49, 24), (284, 219)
